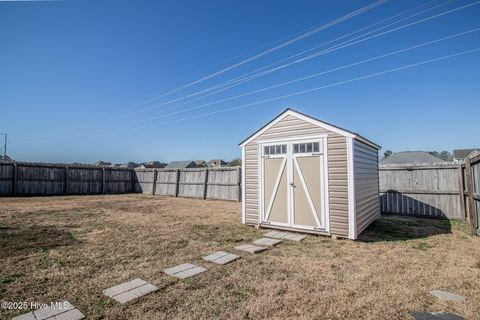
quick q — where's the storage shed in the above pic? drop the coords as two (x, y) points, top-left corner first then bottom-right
(239, 109), (381, 240)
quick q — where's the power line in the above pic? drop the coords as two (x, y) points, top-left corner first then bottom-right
(65, 2), (479, 137)
(11, 47), (480, 144)
(101, 47), (480, 136)
(12, 0), (480, 144)
(12, 0), (388, 144)
(72, 0), (454, 130)
(62, 0), (387, 131)
(160, 0), (444, 106)
(80, 27), (480, 135)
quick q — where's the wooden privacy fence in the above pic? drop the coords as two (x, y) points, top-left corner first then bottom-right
(379, 163), (464, 219)
(135, 167), (241, 201)
(0, 161), (135, 196)
(462, 152), (480, 236)
(380, 158), (480, 235)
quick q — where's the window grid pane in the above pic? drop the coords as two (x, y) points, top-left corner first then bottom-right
(265, 144), (286, 155)
(293, 142), (321, 154)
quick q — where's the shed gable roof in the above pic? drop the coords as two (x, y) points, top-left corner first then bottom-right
(239, 108), (380, 149)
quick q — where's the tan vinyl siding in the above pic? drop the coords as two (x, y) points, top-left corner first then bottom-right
(243, 115), (349, 236)
(354, 139), (380, 235)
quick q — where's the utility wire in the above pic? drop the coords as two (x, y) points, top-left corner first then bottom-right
(76, 0), (452, 126)
(68, 2), (479, 136)
(12, 0), (387, 143)
(63, 0), (387, 131)
(83, 27), (480, 134)
(99, 47), (480, 136)
(11, 47), (480, 144)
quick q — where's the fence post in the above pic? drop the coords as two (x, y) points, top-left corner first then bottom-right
(12, 162), (17, 196)
(65, 166), (69, 195)
(203, 168), (209, 199)
(175, 169), (180, 197)
(465, 158), (476, 234)
(102, 168), (106, 194)
(458, 164), (466, 221)
(152, 169), (157, 195)
(237, 167), (241, 202)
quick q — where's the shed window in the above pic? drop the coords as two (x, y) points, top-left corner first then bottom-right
(264, 144), (286, 155)
(293, 142), (320, 154)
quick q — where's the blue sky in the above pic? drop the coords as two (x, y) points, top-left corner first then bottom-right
(1, 0), (479, 163)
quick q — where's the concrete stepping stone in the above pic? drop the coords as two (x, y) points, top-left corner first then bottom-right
(203, 251), (240, 265)
(163, 263), (207, 279)
(234, 244), (268, 254)
(13, 301), (84, 320)
(264, 231), (307, 241)
(103, 278), (158, 304)
(264, 231), (289, 239)
(253, 237), (282, 247)
(410, 311), (464, 320)
(429, 290), (465, 302)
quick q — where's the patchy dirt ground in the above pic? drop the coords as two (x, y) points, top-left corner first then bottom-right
(0, 194), (479, 319)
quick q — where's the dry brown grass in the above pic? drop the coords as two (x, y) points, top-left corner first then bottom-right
(0, 194), (479, 320)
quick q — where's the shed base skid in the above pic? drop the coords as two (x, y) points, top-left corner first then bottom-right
(258, 223), (330, 236)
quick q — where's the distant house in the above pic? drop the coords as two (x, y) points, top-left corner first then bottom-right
(453, 149), (479, 162)
(380, 151), (445, 165)
(195, 160), (207, 167)
(93, 160), (112, 166)
(138, 161), (165, 169)
(166, 160), (197, 169)
(119, 162), (140, 168)
(208, 159), (228, 167)
(0, 155), (12, 161)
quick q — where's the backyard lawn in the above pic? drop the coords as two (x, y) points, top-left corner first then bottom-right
(0, 194), (479, 319)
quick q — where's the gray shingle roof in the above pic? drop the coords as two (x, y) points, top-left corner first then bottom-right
(166, 160), (197, 168)
(380, 151), (445, 165)
(453, 149), (479, 160)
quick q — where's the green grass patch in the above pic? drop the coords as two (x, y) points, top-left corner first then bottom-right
(0, 274), (22, 284)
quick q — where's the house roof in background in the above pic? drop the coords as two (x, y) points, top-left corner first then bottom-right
(380, 151), (445, 165)
(453, 149), (479, 160)
(120, 162), (139, 168)
(93, 160), (112, 166)
(140, 161), (164, 168)
(166, 160), (196, 168)
(208, 159), (227, 166)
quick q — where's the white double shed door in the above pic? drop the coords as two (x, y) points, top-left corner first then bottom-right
(259, 136), (329, 232)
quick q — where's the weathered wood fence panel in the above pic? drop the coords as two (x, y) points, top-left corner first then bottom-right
(463, 152), (480, 235)
(134, 169), (155, 194)
(155, 169), (178, 196)
(178, 169), (206, 198)
(0, 163), (14, 195)
(0, 161), (134, 196)
(206, 167), (241, 201)
(379, 163), (463, 219)
(134, 167), (241, 201)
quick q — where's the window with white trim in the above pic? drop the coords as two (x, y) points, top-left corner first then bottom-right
(293, 142), (320, 154)
(264, 144), (286, 155)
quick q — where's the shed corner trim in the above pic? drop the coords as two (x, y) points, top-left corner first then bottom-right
(347, 136), (357, 240)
